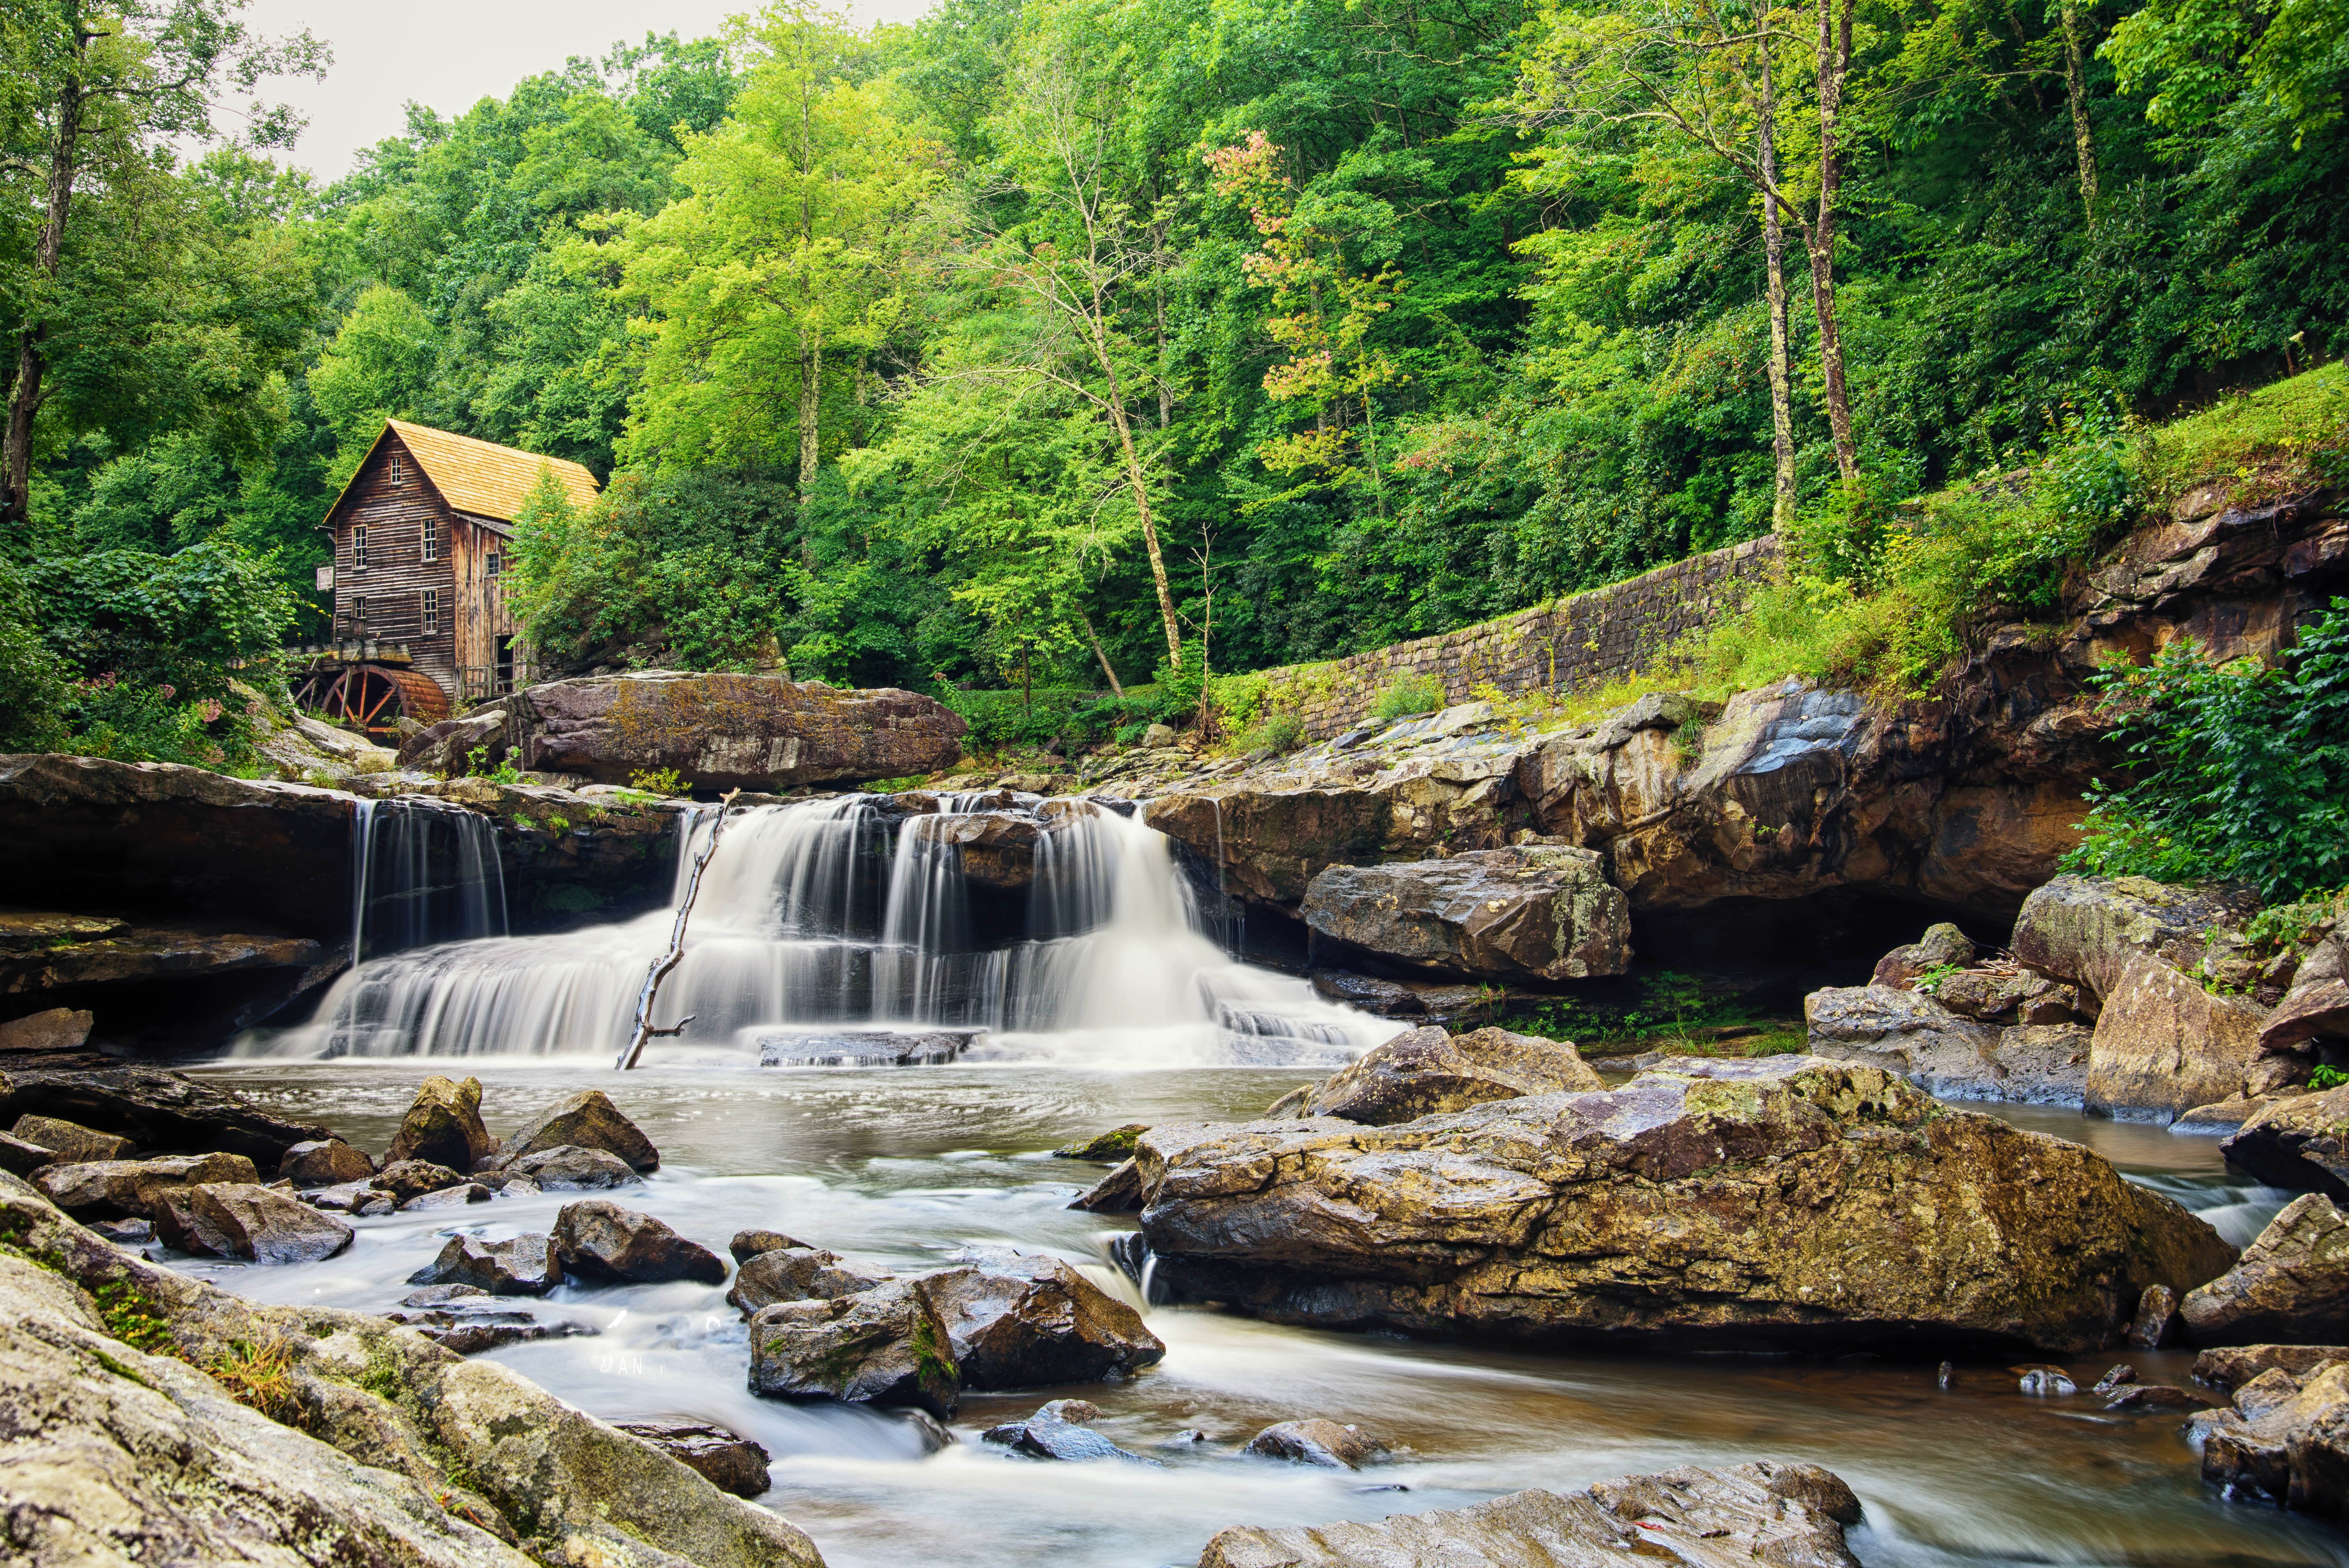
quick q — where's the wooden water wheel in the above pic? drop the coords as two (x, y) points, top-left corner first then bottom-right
(294, 662), (450, 738)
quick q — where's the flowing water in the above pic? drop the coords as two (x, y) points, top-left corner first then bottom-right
(193, 794), (2349, 1568)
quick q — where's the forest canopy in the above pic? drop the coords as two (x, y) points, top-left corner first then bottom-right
(2, 0), (2342, 757)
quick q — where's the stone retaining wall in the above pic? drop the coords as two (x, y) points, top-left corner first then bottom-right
(1254, 536), (1781, 740)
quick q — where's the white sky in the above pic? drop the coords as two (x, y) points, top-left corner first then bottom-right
(242, 0), (937, 181)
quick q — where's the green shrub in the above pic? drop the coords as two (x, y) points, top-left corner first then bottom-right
(1371, 672), (1445, 721)
(1240, 710), (1306, 755)
(2065, 597), (2349, 901)
(2312, 1065), (2349, 1091)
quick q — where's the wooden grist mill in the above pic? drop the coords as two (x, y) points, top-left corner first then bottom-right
(291, 418), (600, 739)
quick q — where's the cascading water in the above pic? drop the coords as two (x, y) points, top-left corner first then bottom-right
(248, 794), (1391, 1065)
(348, 797), (509, 960)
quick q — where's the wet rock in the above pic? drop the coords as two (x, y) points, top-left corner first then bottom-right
(551, 1199), (727, 1285)
(983, 1400), (1150, 1462)
(474, 671), (967, 791)
(916, 1253), (1164, 1390)
(1803, 987), (2090, 1104)
(397, 1310), (599, 1355)
(747, 1278), (960, 1417)
(1243, 1418), (1390, 1468)
(91, 1215), (151, 1244)
(2091, 1364), (2136, 1393)
(2084, 955), (2269, 1119)
(1871, 924), (1977, 989)
(727, 1247), (892, 1315)
(2016, 1367), (2077, 1395)
(160, 1182), (354, 1264)
(1068, 1158), (1145, 1213)
(401, 1182), (492, 1212)
(403, 1284), (490, 1307)
(2223, 1085), (2349, 1198)
(1055, 1124), (1149, 1161)
(375, 1159), (470, 1205)
(2175, 1094), (2281, 1133)
(0, 1130), (48, 1176)
(2194, 1344), (2349, 1392)
(730, 1228), (810, 1264)
(1300, 846), (1631, 982)
(12, 1113), (132, 1163)
(383, 1075), (496, 1173)
(1299, 1025), (1602, 1125)
(506, 1144), (641, 1190)
(32, 1152), (256, 1218)
(490, 1089), (659, 1173)
(2103, 1382), (2204, 1409)
(279, 1137), (374, 1188)
(0, 1006), (92, 1053)
(615, 1422), (772, 1498)
(2182, 1193), (2349, 1346)
(2261, 930), (2349, 1053)
(0, 1065), (332, 1165)
(1132, 1056), (2235, 1354)
(0, 1180), (827, 1568)
(2129, 1283), (2181, 1349)
(303, 1180), (394, 1216)
(408, 1232), (562, 1296)
(754, 1027), (974, 1066)
(1196, 1460), (1864, 1568)
(2011, 874), (2260, 1004)
(2201, 1359), (2349, 1516)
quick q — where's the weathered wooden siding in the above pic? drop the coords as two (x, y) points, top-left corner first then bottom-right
(330, 433), (459, 692)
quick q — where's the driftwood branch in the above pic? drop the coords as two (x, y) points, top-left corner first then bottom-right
(617, 789), (740, 1070)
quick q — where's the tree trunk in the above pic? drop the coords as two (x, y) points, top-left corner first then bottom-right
(1760, 47), (1798, 532)
(1810, 0), (1861, 490)
(797, 340), (822, 497)
(1081, 613), (1125, 697)
(1092, 344), (1185, 670)
(2, 60), (83, 529)
(2059, 0), (2100, 217)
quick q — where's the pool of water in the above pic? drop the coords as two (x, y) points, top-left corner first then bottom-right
(183, 1059), (2346, 1568)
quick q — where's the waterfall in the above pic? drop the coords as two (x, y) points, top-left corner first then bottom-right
(350, 796), (508, 961)
(246, 793), (1392, 1065)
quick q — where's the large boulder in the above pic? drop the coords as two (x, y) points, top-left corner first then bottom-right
(1243, 1418), (1389, 1469)
(12, 1113), (132, 1162)
(1132, 1056), (2234, 1353)
(551, 1200), (726, 1285)
(409, 1233), (562, 1297)
(34, 1152), (256, 1218)
(2262, 929), (2349, 1054)
(490, 1089), (659, 1173)
(1803, 986), (2089, 1104)
(614, 1422), (771, 1500)
(159, 1182), (354, 1264)
(2084, 954), (2273, 1119)
(2010, 874), (2261, 1004)
(2198, 1357), (2349, 1519)
(1294, 1025), (1602, 1125)
(1870, 923), (1977, 988)
(2183, 1195), (2349, 1346)
(1196, 1460), (1864, 1568)
(0, 1066), (333, 1165)
(747, 1279), (960, 1417)
(0, 1182), (825, 1568)
(1300, 846), (1631, 982)
(280, 1138), (374, 1188)
(2224, 1086), (2349, 1199)
(415, 672), (968, 791)
(915, 1253), (1164, 1389)
(384, 1076), (496, 1173)
(727, 1247), (891, 1316)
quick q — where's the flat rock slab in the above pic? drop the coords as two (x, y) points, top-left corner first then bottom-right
(754, 1029), (977, 1067)
(1134, 1055), (2234, 1354)
(1297, 1025), (1602, 1125)
(0, 1067), (333, 1165)
(1197, 1460), (1863, 1568)
(1301, 845), (1631, 982)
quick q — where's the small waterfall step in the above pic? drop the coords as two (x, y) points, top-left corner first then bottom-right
(753, 1027), (982, 1067)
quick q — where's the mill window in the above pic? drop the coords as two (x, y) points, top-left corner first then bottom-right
(421, 522), (438, 562)
(353, 595), (369, 627)
(485, 552), (501, 581)
(353, 526), (369, 572)
(422, 589), (440, 636)
(391, 453), (404, 484)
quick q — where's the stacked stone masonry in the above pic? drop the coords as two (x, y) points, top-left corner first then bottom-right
(1260, 536), (1781, 741)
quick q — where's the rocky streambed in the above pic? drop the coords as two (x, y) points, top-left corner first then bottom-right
(0, 1057), (2290, 1567)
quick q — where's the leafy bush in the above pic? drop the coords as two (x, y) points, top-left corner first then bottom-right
(628, 766), (687, 796)
(0, 564), (68, 752)
(1371, 672), (1445, 721)
(2312, 1065), (2349, 1091)
(2065, 598), (2349, 901)
(1240, 709), (1306, 755)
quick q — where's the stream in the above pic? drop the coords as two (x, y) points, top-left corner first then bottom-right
(185, 793), (2349, 1568)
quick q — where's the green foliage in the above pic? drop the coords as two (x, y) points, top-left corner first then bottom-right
(1239, 709), (1306, 755)
(2064, 598), (2349, 901)
(0, 564), (69, 751)
(1912, 963), (1965, 995)
(2312, 1065), (2349, 1091)
(628, 766), (688, 796)
(1371, 673), (1445, 721)
(466, 746), (524, 786)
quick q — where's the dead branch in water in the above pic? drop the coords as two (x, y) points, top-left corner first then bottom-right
(618, 788), (740, 1070)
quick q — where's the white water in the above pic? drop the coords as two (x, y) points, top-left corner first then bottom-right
(349, 796), (508, 960)
(246, 795), (1393, 1067)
